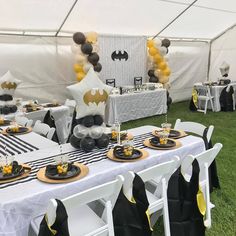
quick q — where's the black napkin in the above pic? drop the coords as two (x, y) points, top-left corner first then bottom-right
(150, 137), (160, 145)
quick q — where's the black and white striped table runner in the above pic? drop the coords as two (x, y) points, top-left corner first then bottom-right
(0, 132), (152, 189)
(0, 129), (39, 156)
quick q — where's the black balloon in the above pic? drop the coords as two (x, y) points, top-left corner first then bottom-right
(73, 32), (86, 45)
(88, 53), (99, 65)
(96, 134), (110, 149)
(149, 76), (158, 83)
(148, 69), (155, 77)
(70, 134), (81, 148)
(80, 137), (95, 152)
(81, 43), (93, 55)
(94, 115), (103, 126)
(2, 106), (10, 115)
(167, 90), (169, 98)
(10, 105), (17, 113)
(94, 63), (102, 72)
(161, 38), (171, 48)
(82, 115), (94, 127)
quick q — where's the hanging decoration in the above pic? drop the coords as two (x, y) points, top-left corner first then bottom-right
(71, 31), (102, 82)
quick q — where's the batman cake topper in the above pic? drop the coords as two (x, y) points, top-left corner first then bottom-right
(111, 50), (128, 61)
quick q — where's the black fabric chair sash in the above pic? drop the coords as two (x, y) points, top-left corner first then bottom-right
(203, 128), (220, 191)
(113, 174), (152, 236)
(38, 199), (70, 236)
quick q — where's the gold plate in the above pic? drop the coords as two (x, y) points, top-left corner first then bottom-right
(152, 129), (187, 139)
(37, 163), (89, 184)
(107, 148), (149, 162)
(143, 138), (182, 150)
(0, 164), (31, 184)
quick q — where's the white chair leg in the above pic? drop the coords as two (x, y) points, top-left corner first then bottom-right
(209, 98), (214, 112)
(162, 179), (171, 236)
(204, 100), (208, 114)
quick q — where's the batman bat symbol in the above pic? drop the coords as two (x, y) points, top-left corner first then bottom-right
(111, 50), (128, 61)
(83, 89), (108, 106)
(1, 82), (17, 90)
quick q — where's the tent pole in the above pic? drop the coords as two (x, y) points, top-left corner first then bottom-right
(207, 41), (212, 81)
(152, 0), (199, 39)
(55, 0), (79, 37)
(211, 23), (236, 43)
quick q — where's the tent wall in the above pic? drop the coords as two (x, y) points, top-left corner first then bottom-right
(0, 35), (209, 103)
(209, 25), (236, 82)
(168, 41), (209, 102)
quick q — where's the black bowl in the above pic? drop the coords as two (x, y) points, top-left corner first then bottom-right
(150, 137), (176, 148)
(45, 165), (81, 180)
(168, 130), (181, 138)
(113, 148), (142, 160)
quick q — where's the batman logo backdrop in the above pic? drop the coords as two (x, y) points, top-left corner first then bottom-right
(111, 50), (128, 61)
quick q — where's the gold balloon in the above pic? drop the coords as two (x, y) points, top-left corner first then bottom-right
(76, 72), (85, 82)
(154, 69), (161, 78)
(147, 40), (155, 48)
(159, 76), (169, 84)
(162, 67), (171, 77)
(74, 64), (84, 73)
(86, 32), (98, 44)
(157, 61), (167, 70)
(149, 47), (158, 56)
(154, 54), (163, 64)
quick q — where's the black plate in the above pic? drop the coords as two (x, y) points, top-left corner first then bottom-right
(150, 137), (176, 148)
(0, 120), (11, 126)
(45, 165), (81, 180)
(6, 126), (29, 134)
(108, 133), (128, 141)
(0, 166), (24, 180)
(43, 103), (60, 108)
(26, 107), (41, 112)
(113, 149), (142, 160)
(168, 130), (181, 138)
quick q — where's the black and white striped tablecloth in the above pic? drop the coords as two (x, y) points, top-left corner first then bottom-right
(0, 132), (152, 189)
(0, 132), (39, 156)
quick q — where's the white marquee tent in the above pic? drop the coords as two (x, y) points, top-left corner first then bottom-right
(0, 0), (235, 102)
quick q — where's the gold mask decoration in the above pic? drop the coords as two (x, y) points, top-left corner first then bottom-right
(83, 89), (108, 106)
(1, 82), (17, 90)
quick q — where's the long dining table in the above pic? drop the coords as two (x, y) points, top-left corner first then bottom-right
(0, 125), (205, 236)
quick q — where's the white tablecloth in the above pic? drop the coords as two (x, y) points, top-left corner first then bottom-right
(105, 90), (167, 124)
(0, 125), (205, 236)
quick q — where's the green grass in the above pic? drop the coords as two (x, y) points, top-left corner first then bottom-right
(122, 101), (236, 236)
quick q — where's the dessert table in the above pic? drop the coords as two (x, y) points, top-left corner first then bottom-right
(105, 89), (167, 125)
(0, 125), (205, 236)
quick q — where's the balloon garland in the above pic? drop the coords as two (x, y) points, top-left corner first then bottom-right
(71, 31), (102, 82)
(147, 38), (171, 85)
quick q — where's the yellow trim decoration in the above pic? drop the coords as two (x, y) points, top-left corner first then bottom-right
(197, 186), (206, 216)
(45, 214), (57, 235)
(192, 88), (198, 108)
(146, 209), (153, 231)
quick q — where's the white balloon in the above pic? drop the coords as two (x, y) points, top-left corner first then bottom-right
(92, 43), (100, 53)
(159, 46), (168, 56)
(71, 43), (82, 54)
(83, 63), (93, 73)
(89, 125), (104, 139)
(154, 38), (162, 49)
(73, 125), (89, 139)
(75, 54), (87, 64)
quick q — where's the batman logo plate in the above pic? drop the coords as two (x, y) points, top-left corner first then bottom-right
(111, 50), (128, 61)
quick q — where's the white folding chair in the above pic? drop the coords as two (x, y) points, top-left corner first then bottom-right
(33, 120), (55, 140)
(174, 119), (214, 143)
(182, 143), (223, 228)
(123, 157), (180, 236)
(15, 116), (33, 127)
(31, 175), (124, 236)
(194, 83), (215, 114)
(64, 99), (76, 117)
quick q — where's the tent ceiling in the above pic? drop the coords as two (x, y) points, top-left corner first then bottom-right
(0, 0), (235, 40)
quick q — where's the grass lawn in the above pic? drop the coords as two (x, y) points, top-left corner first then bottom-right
(122, 101), (236, 236)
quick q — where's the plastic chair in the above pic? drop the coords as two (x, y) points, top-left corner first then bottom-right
(182, 143), (223, 228)
(15, 116), (33, 127)
(106, 79), (116, 87)
(64, 99), (76, 117)
(174, 119), (214, 143)
(31, 175), (124, 236)
(194, 83), (215, 114)
(33, 120), (55, 140)
(122, 157), (180, 236)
